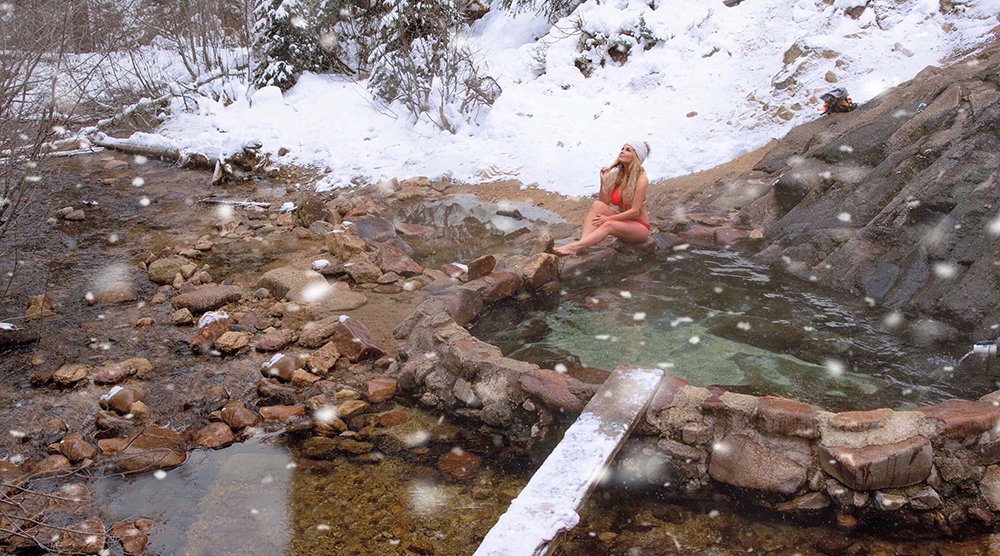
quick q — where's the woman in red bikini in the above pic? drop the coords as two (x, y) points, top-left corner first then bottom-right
(554, 141), (652, 256)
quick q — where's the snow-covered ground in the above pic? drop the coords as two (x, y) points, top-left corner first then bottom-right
(154, 0), (1000, 197)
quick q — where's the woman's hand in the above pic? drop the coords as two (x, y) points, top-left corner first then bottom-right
(592, 213), (611, 227)
(599, 167), (610, 176)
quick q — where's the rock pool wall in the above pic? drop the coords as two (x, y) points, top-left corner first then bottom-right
(395, 245), (1000, 534)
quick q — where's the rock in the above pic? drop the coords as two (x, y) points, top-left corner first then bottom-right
(25, 292), (56, 320)
(214, 330), (252, 353)
(754, 396), (820, 438)
(100, 386), (143, 415)
(424, 284), (483, 327)
(130, 401), (151, 420)
(309, 342), (341, 374)
(58, 434), (97, 463)
(299, 280), (368, 312)
(261, 353), (303, 382)
(343, 256), (384, 284)
(34, 454), (72, 474)
(64, 208), (86, 221)
(298, 316), (342, 348)
(88, 281), (138, 305)
(377, 271), (400, 284)
(649, 376), (690, 412)
(55, 517), (105, 554)
(325, 227), (368, 260)
(828, 408), (892, 431)
(255, 328), (295, 352)
(819, 436), (932, 491)
(981, 466), (1000, 511)
(376, 241), (423, 276)
(336, 399), (369, 418)
(875, 491), (907, 511)
(332, 316), (386, 362)
(94, 358), (153, 384)
(302, 436), (373, 458)
(135, 316), (153, 327)
(148, 256), (191, 285)
(194, 422), (235, 449)
(708, 433), (807, 494)
(221, 403), (261, 430)
(908, 486), (942, 510)
(480, 271), (523, 303)
(379, 411), (409, 427)
(441, 262), (468, 280)
(395, 222), (436, 239)
(171, 308), (194, 325)
(438, 448), (481, 480)
(98, 438), (128, 454)
(0, 323), (39, 348)
(257, 266), (327, 300)
(190, 317), (231, 353)
(776, 492), (830, 512)
(95, 410), (135, 434)
(518, 368), (584, 413)
(259, 405), (305, 421)
(116, 427), (186, 472)
(367, 377), (397, 403)
(53, 363), (90, 387)
(513, 253), (558, 289)
(171, 285), (244, 313)
(681, 422), (712, 445)
(917, 399), (1000, 439)
(291, 368), (321, 386)
(111, 520), (150, 555)
(257, 378), (299, 404)
(467, 255), (496, 280)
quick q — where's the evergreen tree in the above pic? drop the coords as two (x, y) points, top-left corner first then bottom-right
(251, 0), (331, 91)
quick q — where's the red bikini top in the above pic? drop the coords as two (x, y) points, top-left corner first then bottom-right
(610, 186), (624, 209)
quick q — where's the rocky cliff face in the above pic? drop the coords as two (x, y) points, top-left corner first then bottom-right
(739, 40), (1000, 342)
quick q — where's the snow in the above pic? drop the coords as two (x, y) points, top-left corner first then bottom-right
(141, 0), (1000, 197)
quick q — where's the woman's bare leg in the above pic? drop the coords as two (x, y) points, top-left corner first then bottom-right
(556, 220), (648, 255)
(580, 201), (615, 239)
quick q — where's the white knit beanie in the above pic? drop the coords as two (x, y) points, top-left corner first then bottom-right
(628, 140), (650, 164)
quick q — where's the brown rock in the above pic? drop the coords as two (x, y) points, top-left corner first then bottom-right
(480, 271), (523, 302)
(171, 308), (194, 325)
(55, 517), (105, 554)
(714, 227), (753, 246)
(441, 263), (468, 280)
(33, 454), (72, 475)
(111, 521), (150, 555)
(650, 376), (690, 412)
(377, 271), (401, 284)
(59, 434), (98, 463)
(515, 253), (559, 289)
(130, 401), (151, 420)
(260, 353), (303, 382)
(775, 492), (830, 512)
(214, 330), (253, 353)
(337, 399), (369, 418)
(467, 255), (496, 280)
(94, 358), (153, 385)
(171, 285), (244, 313)
(256, 266), (327, 300)
(302, 436), (373, 458)
(190, 317), (231, 353)
(98, 438), (128, 454)
(708, 433), (807, 494)
(298, 316), (341, 348)
(53, 363), (90, 387)
(309, 341), (341, 374)
(101, 386), (143, 415)
(117, 426), (187, 472)
(325, 228), (367, 260)
(194, 422), (235, 449)
(64, 208), (86, 221)
(291, 368), (321, 386)
(256, 328), (295, 351)
(89, 281), (138, 305)
(367, 376), (398, 403)
(518, 368), (585, 413)
(819, 436), (932, 491)
(677, 224), (716, 247)
(221, 403), (261, 430)
(95, 410), (135, 433)
(259, 405), (305, 421)
(438, 448), (481, 480)
(828, 408), (892, 432)
(333, 317), (386, 362)
(379, 411), (409, 427)
(917, 399), (1000, 439)
(147, 256), (190, 285)
(135, 317), (154, 327)
(25, 292), (57, 320)
(376, 241), (424, 276)
(754, 396), (820, 438)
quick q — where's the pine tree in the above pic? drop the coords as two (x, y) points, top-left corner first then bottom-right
(251, 0), (331, 91)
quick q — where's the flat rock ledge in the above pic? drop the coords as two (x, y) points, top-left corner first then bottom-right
(392, 244), (1000, 535)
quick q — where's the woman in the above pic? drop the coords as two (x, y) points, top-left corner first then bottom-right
(554, 141), (652, 256)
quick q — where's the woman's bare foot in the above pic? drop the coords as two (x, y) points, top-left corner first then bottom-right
(553, 244), (577, 256)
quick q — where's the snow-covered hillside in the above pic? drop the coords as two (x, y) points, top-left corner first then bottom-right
(156, 0), (1000, 196)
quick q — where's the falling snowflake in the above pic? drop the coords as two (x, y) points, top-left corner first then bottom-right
(595, 334), (611, 340)
(154, 470), (167, 479)
(314, 405), (337, 424)
(299, 282), (332, 303)
(84, 292), (94, 302)
(619, 291), (632, 299)
(317, 524), (331, 531)
(713, 286), (723, 294)
(689, 336), (700, 345)
(824, 359), (845, 378)
(656, 362), (675, 369)
(673, 243), (690, 252)
(132, 177), (145, 187)
(864, 297), (875, 307)
(883, 311), (903, 329)
(554, 363), (567, 373)
(838, 144), (854, 153)
(139, 197), (150, 206)
(708, 510), (720, 518)
(736, 322), (751, 331)
(633, 312), (646, 321)
(134, 155), (148, 164)
(837, 212), (852, 222)
(109, 233), (120, 243)
(933, 262), (956, 279)
(9, 430), (25, 438)
(670, 317), (693, 327)
(216, 204), (235, 222)
(989, 215), (1000, 236)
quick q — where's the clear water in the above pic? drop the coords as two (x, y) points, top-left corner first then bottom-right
(472, 248), (992, 412)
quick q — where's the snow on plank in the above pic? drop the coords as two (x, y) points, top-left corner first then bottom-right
(475, 365), (664, 556)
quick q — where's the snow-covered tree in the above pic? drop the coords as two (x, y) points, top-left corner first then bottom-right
(251, 0), (337, 91)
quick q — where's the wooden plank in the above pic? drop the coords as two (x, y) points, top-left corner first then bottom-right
(474, 365), (664, 556)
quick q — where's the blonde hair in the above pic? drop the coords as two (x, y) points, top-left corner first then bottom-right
(600, 142), (650, 209)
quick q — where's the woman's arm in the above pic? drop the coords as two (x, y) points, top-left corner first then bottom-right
(597, 167), (611, 204)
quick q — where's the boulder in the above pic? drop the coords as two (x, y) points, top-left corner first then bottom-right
(214, 330), (252, 353)
(708, 433), (807, 494)
(480, 271), (523, 303)
(88, 281), (138, 305)
(333, 317), (386, 362)
(754, 396), (820, 438)
(147, 256), (190, 285)
(220, 403), (261, 431)
(257, 266), (327, 300)
(518, 368), (585, 413)
(193, 422), (235, 449)
(116, 427), (186, 472)
(376, 241), (423, 276)
(367, 377), (398, 403)
(93, 358), (153, 385)
(53, 363), (90, 387)
(819, 436), (932, 491)
(170, 285), (244, 313)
